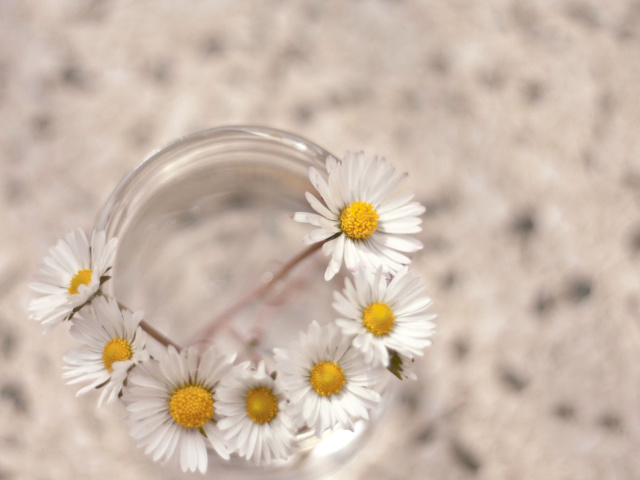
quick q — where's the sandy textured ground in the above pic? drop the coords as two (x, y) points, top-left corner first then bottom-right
(2, 1), (640, 479)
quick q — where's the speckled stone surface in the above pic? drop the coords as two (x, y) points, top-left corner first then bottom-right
(2, 1), (640, 479)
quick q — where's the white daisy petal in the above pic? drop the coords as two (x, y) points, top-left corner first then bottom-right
(293, 212), (337, 229)
(306, 228), (339, 244)
(305, 191), (336, 219)
(309, 166), (340, 213)
(322, 237), (337, 256)
(378, 201), (426, 222)
(377, 219), (423, 235)
(325, 234), (346, 281)
(374, 233), (423, 253)
(368, 171), (408, 208)
(376, 191), (416, 215)
(343, 238), (360, 272)
(366, 239), (411, 268)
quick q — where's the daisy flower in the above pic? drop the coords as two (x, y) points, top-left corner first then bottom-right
(216, 361), (295, 465)
(28, 229), (118, 332)
(293, 152), (425, 280)
(123, 346), (235, 474)
(274, 321), (382, 437)
(333, 267), (436, 367)
(62, 295), (149, 407)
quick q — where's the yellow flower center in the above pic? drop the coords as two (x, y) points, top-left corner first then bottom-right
(102, 337), (133, 372)
(363, 302), (395, 336)
(169, 385), (214, 429)
(245, 386), (279, 424)
(68, 268), (92, 295)
(309, 361), (345, 396)
(340, 201), (379, 240)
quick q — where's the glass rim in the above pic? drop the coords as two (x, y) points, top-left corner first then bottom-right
(95, 125), (333, 232)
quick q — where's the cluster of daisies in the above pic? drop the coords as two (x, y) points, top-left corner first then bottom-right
(28, 152), (436, 474)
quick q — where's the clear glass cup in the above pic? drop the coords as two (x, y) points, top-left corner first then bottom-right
(96, 126), (392, 479)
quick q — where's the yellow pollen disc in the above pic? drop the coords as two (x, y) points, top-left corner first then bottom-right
(363, 302), (395, 336)
(68, 268), (92, 295)
(102, 337), (132, 372)
(245, 386), (279, 424)
(169, 385), (214, 429)
(310, 361), (345, 396)
(340, 200), (379, 240)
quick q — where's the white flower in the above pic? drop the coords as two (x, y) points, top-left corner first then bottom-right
(293, 152), (425, 280)
(28, 229), (118, 332)
(123, 346), (235, 474)
(333, 267), (436, 367)
(274, 321), (382, 437)
(216, 361), (295, 465)
(62, 296), (148, 406)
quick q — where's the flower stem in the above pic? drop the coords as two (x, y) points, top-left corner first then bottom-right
(188, 234), (338, 349)
(117, 300), (183, 352)
(139, 320), (183, 352)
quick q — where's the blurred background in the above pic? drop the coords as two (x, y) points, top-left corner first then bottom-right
(1, 1), (640, 479)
